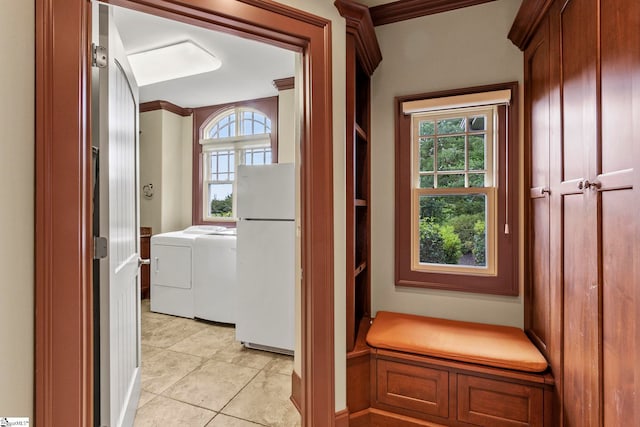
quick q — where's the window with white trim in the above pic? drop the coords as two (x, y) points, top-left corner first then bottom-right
(201, 108), (272, 220)
(395, 83), (519, 295)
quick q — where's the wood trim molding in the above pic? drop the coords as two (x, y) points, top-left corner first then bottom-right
(394, 82), (520, 296)
(191, 96), (278, 226)
(335, 408), (350, 427)
(139, 100), (193, 116)
(36, 1), (335, 426)
(35, 0), (93, 425)
(273, 76), (295, 91)
(291, 370), (302, 414)
(334, 0), (382, 76)
(370, 0), (495, 27)
(508, 0), (554, 51)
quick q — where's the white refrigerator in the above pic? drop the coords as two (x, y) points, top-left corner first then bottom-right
(235, 163), (296, 353)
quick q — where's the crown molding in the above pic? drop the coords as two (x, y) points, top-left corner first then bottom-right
(273, 76), (295, 91)
(139, 100), (193, 116)
(508, 0), (554, 50)
(334, 0), (382, 76)
(370, 0), (495, 26)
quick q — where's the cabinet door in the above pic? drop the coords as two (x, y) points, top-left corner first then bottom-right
(599, 0), (640, 424)
(558, 0), (600, 424)
(525, 16), (551, 357)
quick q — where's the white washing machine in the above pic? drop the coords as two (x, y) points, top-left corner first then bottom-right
(150, 226), (227, 318)
(193, 229), (237, 324)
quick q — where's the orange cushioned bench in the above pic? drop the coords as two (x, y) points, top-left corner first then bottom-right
(367, 310), (548, 373)
(362, 311), (553, 427)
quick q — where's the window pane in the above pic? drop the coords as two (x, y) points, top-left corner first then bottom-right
(218, 153), (229, 173)
(219, 124), (230, 138)
(468, 115), (486, 131)
(437, 136), (465, 171)
(245, 148), (272, 166)
(438, 174), (465, 188)
(243, 119), (253, 135)
(238, 112), (270, 136)
(469, 173), (485, 187)
(209, 155), (218, 175)
(419, 137), (434, 172)
(437, 117), (465, 134)
(468, 134), (486, 171)
(419, 120), (435, 136)
(418, 194), (487, 266)
(208, 183), (233, 217)
(420, 174), (434, 188)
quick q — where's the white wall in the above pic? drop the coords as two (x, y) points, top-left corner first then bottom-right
(370, 0), (525, 327)
(0, 0), (34, 419)
(277, 88), (296, 164)
(140, 109), (193, 234)
(140, 110), (164, 233)
(161, 111), (189, 232)
(181, 115), (193, 227)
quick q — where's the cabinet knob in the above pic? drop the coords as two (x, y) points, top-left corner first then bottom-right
(578, 180), (585, 190)
(540, 187), (551, 195)
(588, 180), (601, 190)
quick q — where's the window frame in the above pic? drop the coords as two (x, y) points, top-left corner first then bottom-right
(192, 96), (278, 225)
(395, 82), (519, 296)
(410, 106), (497, 276)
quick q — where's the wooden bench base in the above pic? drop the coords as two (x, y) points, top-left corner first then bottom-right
(346, 315), (555, 427)
(368, 349), (554, 427)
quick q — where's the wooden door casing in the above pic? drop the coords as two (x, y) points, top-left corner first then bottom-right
(35, 1), (335, 425)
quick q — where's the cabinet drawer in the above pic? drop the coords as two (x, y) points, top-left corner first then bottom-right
(376, 359), (449, 418)
(457, 374), (543, 426)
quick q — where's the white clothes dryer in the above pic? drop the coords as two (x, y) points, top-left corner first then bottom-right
(150, 226), (227, 318)
(193, 229), (237, 324)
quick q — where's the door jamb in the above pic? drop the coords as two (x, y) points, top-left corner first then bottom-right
(35, 0), (335, 425)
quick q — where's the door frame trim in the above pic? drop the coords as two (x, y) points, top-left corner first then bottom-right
(35, 0), (335, 425)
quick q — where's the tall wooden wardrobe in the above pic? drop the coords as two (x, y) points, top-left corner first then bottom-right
(511, 0), (639, 425)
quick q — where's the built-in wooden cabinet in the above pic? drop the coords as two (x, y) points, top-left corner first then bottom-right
(335, 0), (381, 353)
(514, 0), (639, 424)
(347, 45), (372, 352)
(335, 1), (382, 421)
(140, 226), (152, 299)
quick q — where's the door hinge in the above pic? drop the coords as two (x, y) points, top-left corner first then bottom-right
(92, 43), (108, 68)
(94, 236), (108, 260)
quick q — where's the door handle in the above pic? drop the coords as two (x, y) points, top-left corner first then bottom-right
(138, 257), (150, 268)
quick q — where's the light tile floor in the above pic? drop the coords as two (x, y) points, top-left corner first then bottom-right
(135, 299), (301, 427)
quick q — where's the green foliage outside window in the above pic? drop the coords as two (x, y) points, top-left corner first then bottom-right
(419, 195), (486, 266)
(472, 220), (486, 266)
(210, 194), (233, 217)
(419, 219), (462, 265)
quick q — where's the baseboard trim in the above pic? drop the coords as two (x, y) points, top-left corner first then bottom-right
(335, 408), (349, 427)
(290, 371), (302, 414)
(350, 408), (447, 427)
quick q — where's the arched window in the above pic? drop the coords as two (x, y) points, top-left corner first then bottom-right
(200, 107), (273, 220)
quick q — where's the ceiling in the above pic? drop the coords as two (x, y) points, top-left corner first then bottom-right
(112, 6), (297, 109)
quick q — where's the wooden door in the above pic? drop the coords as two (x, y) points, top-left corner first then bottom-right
(558, 0), (600, 425)
(97, 4), (142, 425)
(525, 15), (551, 358)
(599, 0), (639, 424)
